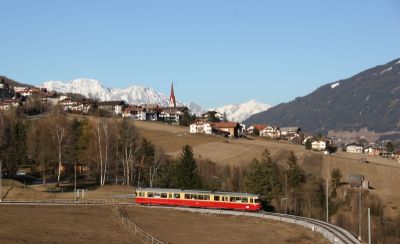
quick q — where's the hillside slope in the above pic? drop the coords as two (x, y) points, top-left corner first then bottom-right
(245, 58), (400, 137)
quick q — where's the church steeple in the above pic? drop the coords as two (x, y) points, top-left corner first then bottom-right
(169, 82), (176, 108)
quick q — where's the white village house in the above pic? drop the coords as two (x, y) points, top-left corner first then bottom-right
(122, 106), (147, 120)
(97, 101), (127, 115)
(190, 120), (213, 135)
(280, 127), (301, 141)
(261, 125), (281, 139)
(312, 140), (326, 151)
(346, 143), (364, 154)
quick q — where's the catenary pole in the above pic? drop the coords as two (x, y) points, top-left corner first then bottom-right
(0, 161), (2, 202)
(326, 156), (329, 223)
(368, 208), (371, 244)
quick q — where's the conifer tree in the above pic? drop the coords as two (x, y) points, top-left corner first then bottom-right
(176, 145), (201, 189)
(305, 139), (312, 150)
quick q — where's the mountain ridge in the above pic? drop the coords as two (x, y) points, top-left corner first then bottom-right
(245, 58), (400, 140)
(42, 78), (270, 120)
(213, 100), (271, 123)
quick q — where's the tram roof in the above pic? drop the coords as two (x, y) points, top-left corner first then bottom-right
(136, 188), (259, 198)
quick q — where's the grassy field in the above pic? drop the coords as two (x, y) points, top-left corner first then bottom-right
(125, 206), (328, 244)
(0, 205), (140, 244)
(0, 182), (327, 244)
(134, 121), (400, 217)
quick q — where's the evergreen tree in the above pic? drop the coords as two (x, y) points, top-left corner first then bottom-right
(1, 118), (28, 175)
(175, 145), (201, 189)
(386, 141), (395, 153)
(245, 149), (282, 206)
(253, 127), (260, 136)
(305, 139), (312, 150)
(331, 168), (342, 188)
(286, 151), (302, 189)
(285, 151), (303, 214)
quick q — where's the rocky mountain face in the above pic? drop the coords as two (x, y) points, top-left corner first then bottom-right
(42, 78), (205, 115)
(213, 100), (271, 123)
(42, 78), (271, 121)
(245, 58), (400, 141)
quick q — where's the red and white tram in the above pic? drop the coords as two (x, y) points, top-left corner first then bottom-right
(135, 188), (262, 212)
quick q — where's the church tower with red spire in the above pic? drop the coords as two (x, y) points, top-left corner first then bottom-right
(169, 82), (176, 108)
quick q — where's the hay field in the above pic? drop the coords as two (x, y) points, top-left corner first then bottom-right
(125, 206), (328, 244)
(134, 121), (400, 217)
(0, 205), (140, 244)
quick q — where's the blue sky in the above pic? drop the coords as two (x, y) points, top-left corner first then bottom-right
(1, 0), (399, 107)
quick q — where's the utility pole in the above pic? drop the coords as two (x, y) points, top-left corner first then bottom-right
(285, 172), (288, 214)
(359, 188), (362, 241)
(0, 161), (2, 202)
(74, 163), (77, 203)
(326, 156), (329, 223)
(368, 208), (371, 244)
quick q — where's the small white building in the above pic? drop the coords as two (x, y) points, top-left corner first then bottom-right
(190, 120), (213, 135)
(97, 101), (127, 115)
(122, 106), (147, 120)
(261, 125), (281, 139)
(346, 143), (364, 154)
(312, 140), (326, 151)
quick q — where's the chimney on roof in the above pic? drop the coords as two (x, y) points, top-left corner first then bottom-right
(169, 81), (176, 108)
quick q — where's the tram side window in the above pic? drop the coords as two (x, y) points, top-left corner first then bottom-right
(148, 192), (154, 198)
(190, 194), (198, 200)
(161, 193), (168, 198)
(198, 195), (204, 200)
(254, 198), (260, 203)
(204, 195), (210, 201)
(174, 193), (181, 199)
(185, 194), (190, 199)
(154, 192), (161, 198)
(242, 197), (248, 203)
(214, 196), (220, 201)
(250, 198), (254, 203)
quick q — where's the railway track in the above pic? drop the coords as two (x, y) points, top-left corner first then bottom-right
(0, 200), (360, 244)
(260, 211), (360, 244)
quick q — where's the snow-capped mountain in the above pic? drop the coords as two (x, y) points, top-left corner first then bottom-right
(213, 100), (272, 123)
(41, 79), (271, 120)
(42, 78), (204, 114)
